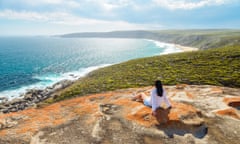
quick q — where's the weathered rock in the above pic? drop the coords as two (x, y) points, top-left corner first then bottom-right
(0, 80), (73, 114)
(52, 80), (72, 90)
(17, 104), (25, 111)
(223, 97), (240, 110)
(9, 107), (18, 112)
(53, 83), (63, 91)
(0, 96), (8, 102)
(25, 89), (38, 95)
(0, 117), (18, 129)
(0, 85), (239, 144)
(1, 109), (9, 113)
(0, 104), (7, 109)
(24, 94), (33, 100)
(8, 98), (24, 105)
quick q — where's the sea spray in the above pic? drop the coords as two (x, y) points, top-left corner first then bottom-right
(0, 64), (111, 100)
(146, 39), (182, 54)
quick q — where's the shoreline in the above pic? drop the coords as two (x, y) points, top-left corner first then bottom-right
(0, 64), (111, 100)
(174, 44), (199, 52)
(0, 40), (198, 113)
(0, 64), (111, 114)
(147, 39), (199, 53)
(0, 40), (186, 101)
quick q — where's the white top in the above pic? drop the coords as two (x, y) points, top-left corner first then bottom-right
(150, 88), (171, 112)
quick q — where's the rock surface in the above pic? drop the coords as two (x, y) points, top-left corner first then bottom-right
(0, 85), (239, 144)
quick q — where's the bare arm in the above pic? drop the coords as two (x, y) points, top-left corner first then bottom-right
(163, 90), (171, 107)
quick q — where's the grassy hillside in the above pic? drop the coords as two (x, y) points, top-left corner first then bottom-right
(60, 29), (240, 49)
(47, 45), (240, 103)
(150, 29), (240, 49)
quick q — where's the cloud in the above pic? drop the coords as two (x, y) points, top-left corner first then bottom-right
(84, 0), (133, 12)
(15, 0), (132, 10)
(152, 0), (230, 10)
(0, 9), (162, 32)
(0, 10), (49, 21)
(1, 0), (235, 12)
(15, 0), (80, 8)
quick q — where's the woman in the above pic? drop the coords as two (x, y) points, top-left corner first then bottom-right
(133, 80), (172, 116)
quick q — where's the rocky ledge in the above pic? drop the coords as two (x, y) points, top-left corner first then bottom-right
(0, 85), (240, 144)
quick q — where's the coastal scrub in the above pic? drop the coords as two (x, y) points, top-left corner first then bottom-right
(46, 45), (240, 103)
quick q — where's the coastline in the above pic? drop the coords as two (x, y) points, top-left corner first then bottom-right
(0, 40), (198, 113)
(0, 64), (111, 113)
(0, 64), (111, 100)
(0, 39), (183, 101)
(147, 39), (198, 54)
(174, 44), (199, 52)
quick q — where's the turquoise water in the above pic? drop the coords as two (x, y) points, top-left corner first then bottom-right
(0, 37), (180, 98)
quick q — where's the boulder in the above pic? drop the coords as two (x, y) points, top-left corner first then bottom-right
(0, 104), (7, 109)
(0, 97), (8, 104)
(0, 96), (8, 101)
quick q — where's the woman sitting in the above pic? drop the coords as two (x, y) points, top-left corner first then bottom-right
(132, 80), (172, 116)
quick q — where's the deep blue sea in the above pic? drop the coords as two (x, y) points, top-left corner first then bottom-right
(0, 37), (181, 99)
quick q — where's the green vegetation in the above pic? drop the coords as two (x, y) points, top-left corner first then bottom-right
(47, 45), (240, 103)
(151, 29), (240, 49)
(61, 29), (240, 49)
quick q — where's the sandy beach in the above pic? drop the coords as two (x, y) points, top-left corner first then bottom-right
(175, 44), (199, 52)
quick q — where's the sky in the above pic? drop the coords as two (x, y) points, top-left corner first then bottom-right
(0, 0), (240, 36)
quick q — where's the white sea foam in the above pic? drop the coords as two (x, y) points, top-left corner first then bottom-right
(0, 40), (181, 101)
(146, 39), (182, 55)
(0, 64), (111, 100)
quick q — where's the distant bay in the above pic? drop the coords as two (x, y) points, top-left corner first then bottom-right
(0, 37), (181, 99)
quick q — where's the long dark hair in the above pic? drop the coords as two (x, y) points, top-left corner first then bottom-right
(155, 80), (163, 97)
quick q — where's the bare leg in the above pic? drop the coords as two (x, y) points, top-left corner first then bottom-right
(132, 92), (148, 102)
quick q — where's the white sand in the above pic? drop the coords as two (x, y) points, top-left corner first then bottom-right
(175, 44), (199, 52)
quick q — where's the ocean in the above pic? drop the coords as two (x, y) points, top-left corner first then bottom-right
(0, 37), (181, 99)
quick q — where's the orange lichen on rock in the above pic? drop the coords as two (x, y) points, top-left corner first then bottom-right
(0, 129), (6, 136)
(126, 106), (154, 127)
(113, 98), (133, 106)
(124, 100), (199, 127)
(168, 101), (197, 120)
(223, 97), (240, 112)
(186, 92), (194, 99)
(0, 92), (112, 139)
(16, 126), (36, 135)
(216, 108), (240, 120)
(223, 97), (240, 105)
(0, 111), (15, 119)
(76, 103), (98, 115)
(211, 87), (223, 94)
(0, 88), (204, 141)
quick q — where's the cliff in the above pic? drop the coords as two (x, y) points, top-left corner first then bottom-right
(0, 85), (239, 144)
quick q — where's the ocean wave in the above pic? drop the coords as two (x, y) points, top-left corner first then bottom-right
(0, 64), (111, 100)
(146, 39), (182, 55)
(0, 39), (181, 100)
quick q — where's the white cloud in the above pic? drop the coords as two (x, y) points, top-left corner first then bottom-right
(0, 10), (49, 21)
(18, 0), (133, 10)
(87, 0), (133, 12)
(0, 9), (161, 32)
(152, 0), (229, 10)
(20, 0), (80, 7)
